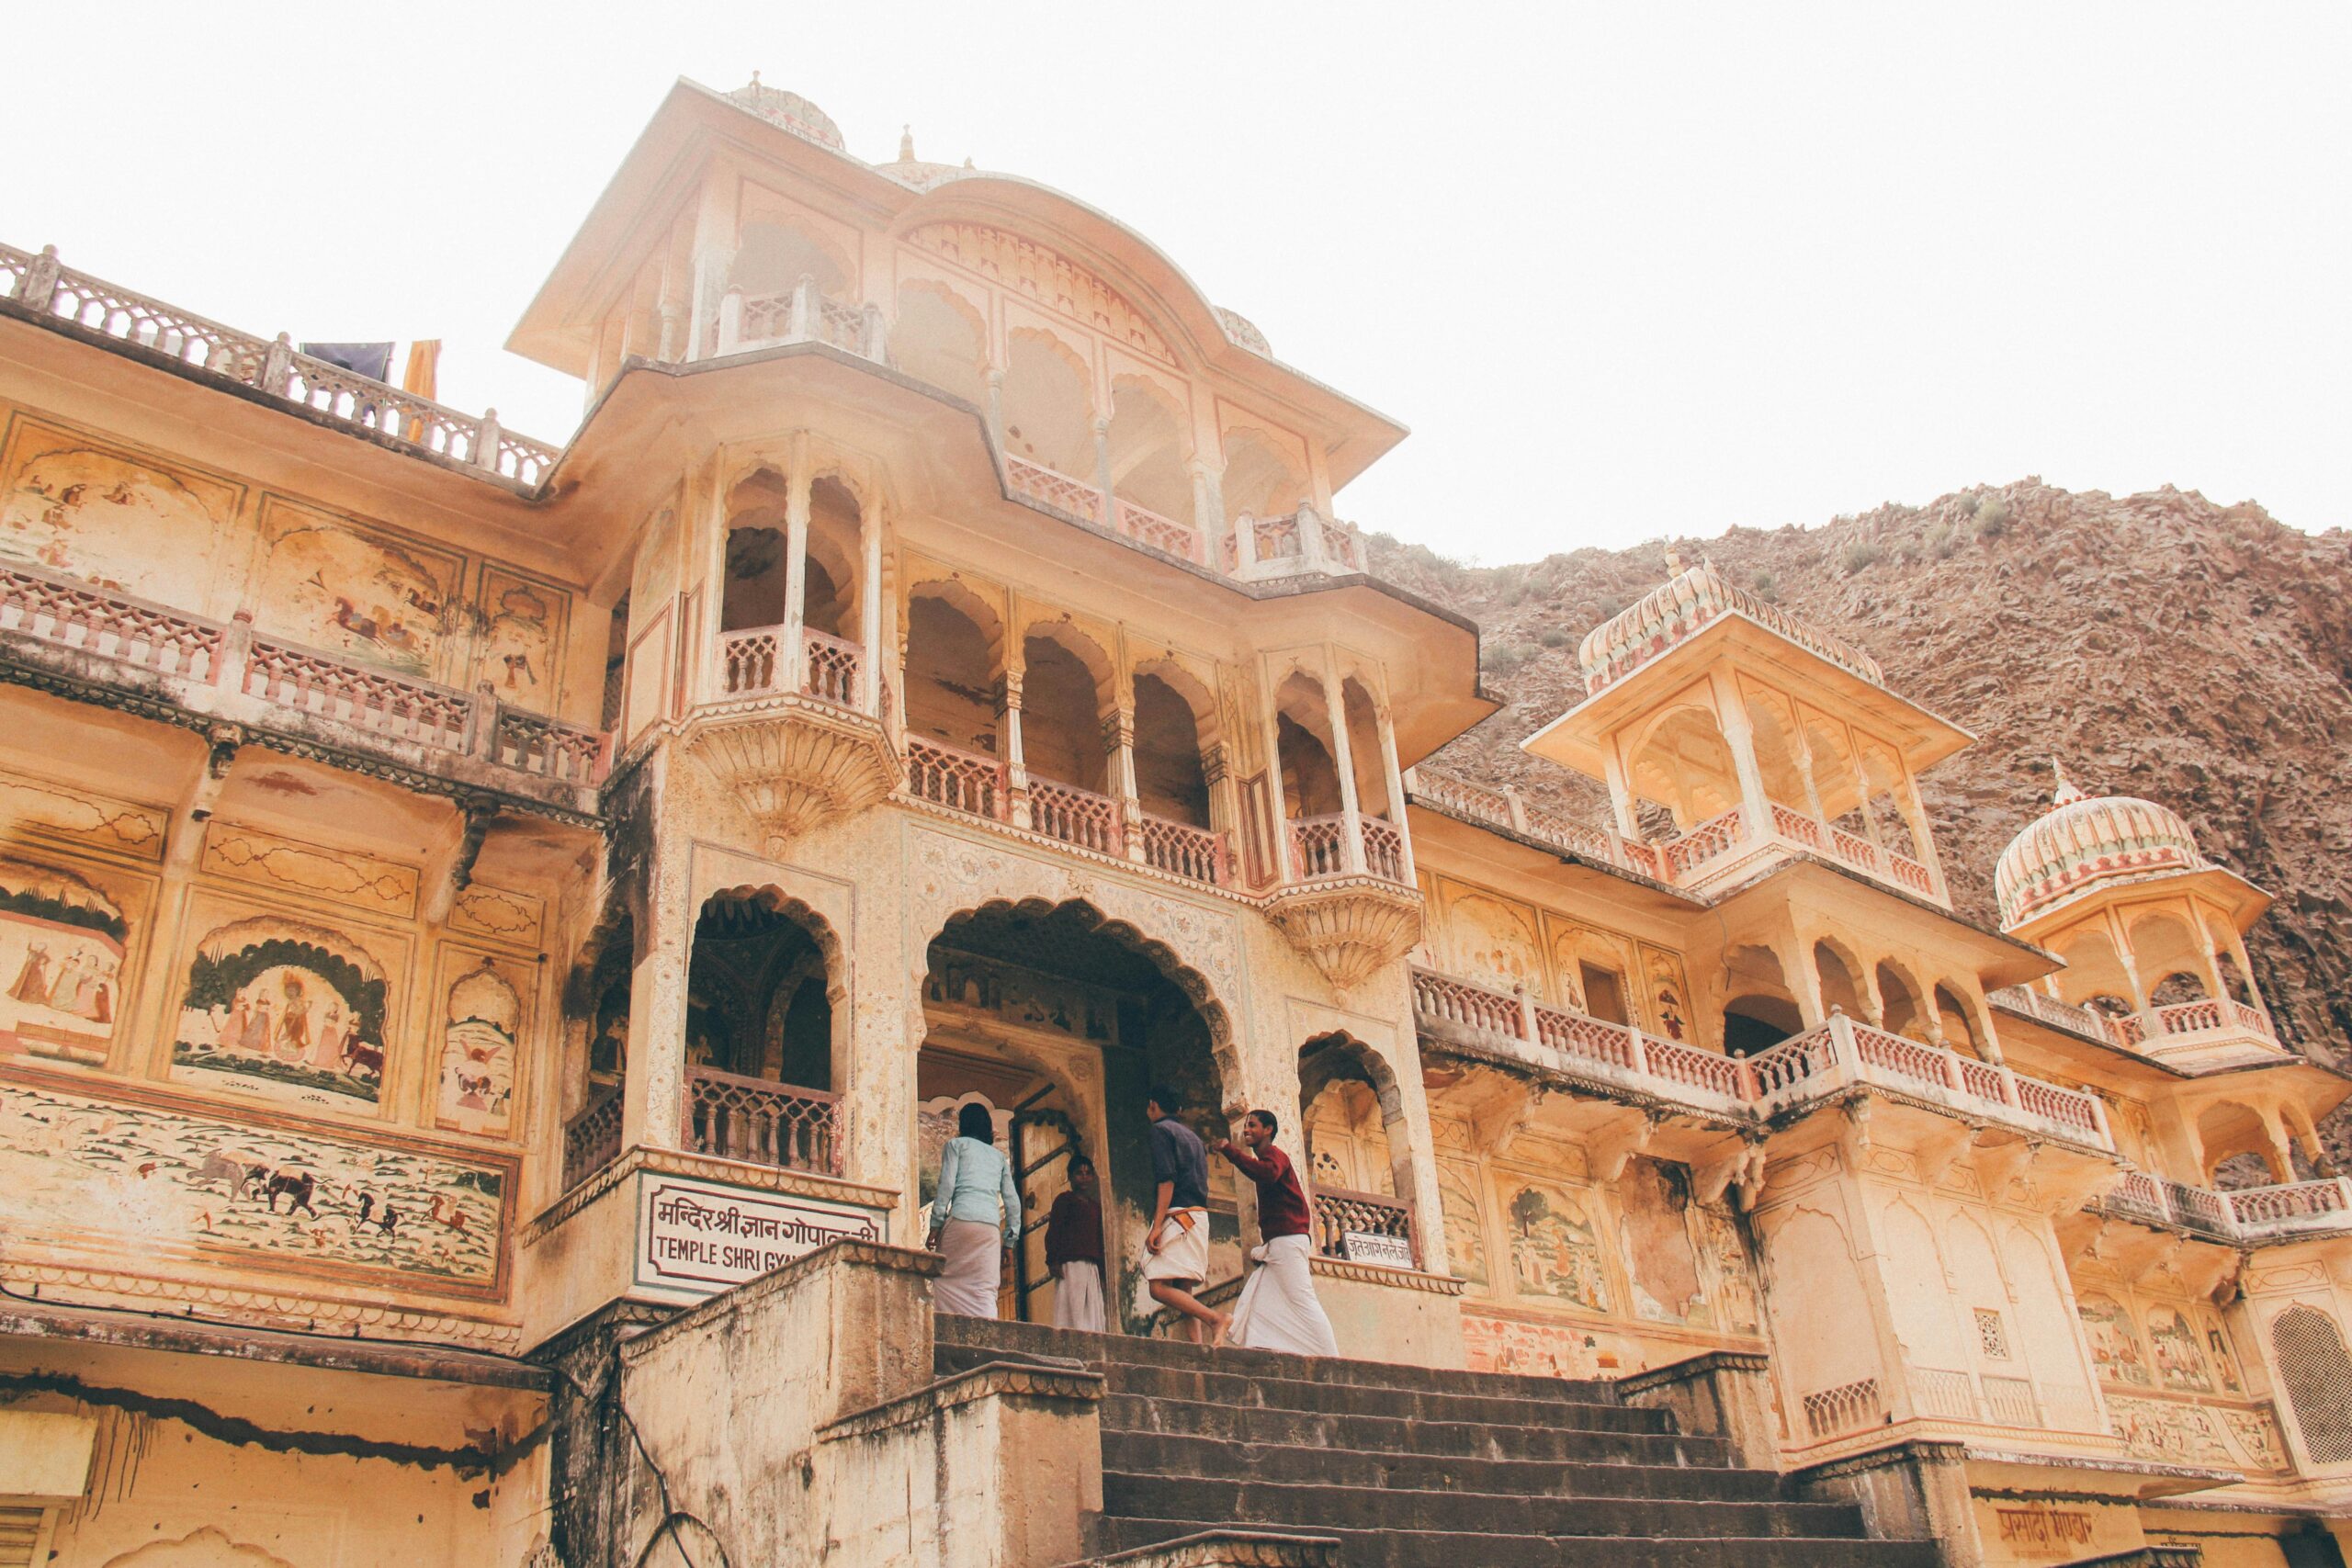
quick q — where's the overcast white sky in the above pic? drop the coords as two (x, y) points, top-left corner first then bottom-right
(13, 4), (2346, 559)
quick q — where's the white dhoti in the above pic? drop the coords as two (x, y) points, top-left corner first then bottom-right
(1230, 1233), (1338, 1358)
(934, 1218), (1003, 1317)
(1141, 1208), (1210, 1284)
(1053, 1259), (1107, 1333)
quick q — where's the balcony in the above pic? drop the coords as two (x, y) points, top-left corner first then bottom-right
(1988, 986), (2284, 1071)
(1310, 1186), (1417, 1269)
(899, 735), (1235, 889)
(2093, 1168), (2352, 1247)
(4, 242), (557, 487)
(1404, 768), (1939, 904)
(718, 280), (886, 361)
(562, 1085), (625, 1192)
(681, 625), (895, 848)
(682, 1066), (841, 1176)
(1412, 965), (2114, 1153)
(0, 559), (609, 808)
(1267, 811), (1422, 990)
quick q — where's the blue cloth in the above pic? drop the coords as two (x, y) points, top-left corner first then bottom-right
(1150, 1117), (1211, 1211)
(933, 1136), (1022, 1241)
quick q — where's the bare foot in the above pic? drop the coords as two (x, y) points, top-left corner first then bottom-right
(1207, 1312), (1231, 1349)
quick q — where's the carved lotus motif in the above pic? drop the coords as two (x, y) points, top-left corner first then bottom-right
(1265, 876), (1424, 993)
(680, 694), (898, 851)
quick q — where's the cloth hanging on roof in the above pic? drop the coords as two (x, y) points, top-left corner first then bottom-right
(401, 340), (441, 400)
(300, 342), (394, 380)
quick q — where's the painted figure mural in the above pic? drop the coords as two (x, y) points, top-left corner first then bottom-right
(437, 961), (521, 1136)
(1507, 1181), (1611, 1311)
(0, 439), (225, 603)
(0, 857), (129, 1067)
(171, 915), (392, 1111)
(1616, 1157), (1704, 1325)
(476, 570), (568, 715)
(0, 1081), (504, 1289)
(254, 511), (455, 676)
(2078, 1293), (2154, 1387)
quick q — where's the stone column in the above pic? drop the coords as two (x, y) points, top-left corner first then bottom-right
(1600, 742), (1641, 840)
(1792, 733), (1831, 827)
(1232, 512), (1260, 577)
(621, 761), (694, 1154)
(1321, 667), (1367, 874)
(1374, 701), (1415, 883)
(1260, 673), (1294, 882)
(2103, 907), (2150, 1012)
(1093, 417), (1114, 526)
(1107, 702), (1144, 862)
(985, 368), (1007, 455)
(1204, 742), (1239, 882)
(1707, 669), (1771, 839)
(781, 436), (813, 696)
(1001, 665), (1032, 830)
(1190, 459), (1221, 563)
(1847, 748), (1890, 857)
(859, 492), (886, 716)
(1894, 772), (1950, 898)
(1296, 502), (1330, 573)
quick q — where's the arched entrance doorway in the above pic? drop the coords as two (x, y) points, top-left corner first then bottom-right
(917, 898), (1232, 1329)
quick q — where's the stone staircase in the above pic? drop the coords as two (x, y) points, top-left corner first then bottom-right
(934, 1317), (1944, 1567)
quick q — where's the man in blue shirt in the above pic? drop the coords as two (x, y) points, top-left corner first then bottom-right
(1142, 1084), (1227, 1346)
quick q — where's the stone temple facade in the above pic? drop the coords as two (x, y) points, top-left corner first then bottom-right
(0, 75), (2346, 1568)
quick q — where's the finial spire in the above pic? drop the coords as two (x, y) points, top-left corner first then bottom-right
(2050, 758), (2087, 808)
(899, 124), (916, 162)
(751, 69), (761, 86)
(1663, 542), (1689, 576)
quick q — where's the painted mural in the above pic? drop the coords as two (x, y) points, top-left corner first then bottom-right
(0, 431), (232, 604)
(475, 568), (570, 716)
(2147, 1304), (2215, 1394)
(436, 958), (522, 1137)
(170, 913), (395, 1112)
(1463, 1310), (1632, 1378)
(1434, 1158), (1488, 1288)
(1445, 889), (1544, 1001)
(253, 502), (458, 677)
(0, 767), (167, 864)
(2107, 1394), (2288, 1472)
(2078, 1293), (2154, 1387)
(1698, 1205), (1761, 1334)
(0, 857), (130, 1068)
(1642, 945), (1691, 1043)
(1505, 1181), (1611, 1311)
(0, 1079), (505, 1291)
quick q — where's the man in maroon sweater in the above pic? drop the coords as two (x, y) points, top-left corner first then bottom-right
(1043, 1153), (1107, 1332)
(1209, 1111), (1339, 1358)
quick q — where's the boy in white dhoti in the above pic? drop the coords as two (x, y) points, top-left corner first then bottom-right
(1142, 1086), (1227, 1346)
(1045, 1153), (1108, 1333)
(1211, 1111), (1339, 1359)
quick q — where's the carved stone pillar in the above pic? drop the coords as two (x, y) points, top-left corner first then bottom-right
(1001, 667), (1031, 830)
(1107, 705), (1144, 861)
(781, 437), (812, 696)
(1320, 668), (1366, 874)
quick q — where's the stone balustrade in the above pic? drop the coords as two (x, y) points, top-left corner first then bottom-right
(0, 558), (609, 804)
(1404, 766), (1940, 904)
(2, 241), (558, 487)
(2091, 1169), (2352, 1247)
(1988, 985), (2279, 1057)
(682, 1065), (841, 1176)
(1287, 810), (1409, 886)
(1413, 964), (2114, 1150)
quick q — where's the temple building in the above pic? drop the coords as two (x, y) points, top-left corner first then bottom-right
(0, 75), (2347, 1568)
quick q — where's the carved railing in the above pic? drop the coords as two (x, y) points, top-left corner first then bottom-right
(562, 1086), (625, 1192)
(1360, 815), (1407, 881)
(1662, 807), (1743, 879)
(1004, 455), (1106, 524)
(904, 736), (1009, 821)
(1288, 813), (1353, 878)
(1411, 770), (1515, 826)
(2163, 1179), (2234, 1236)
(1980, 1374), (2039, 1428)
(1253, 513), (1302, 560)
(1989, 985), (2122, 1045)
(801, 628), (862, 707)
(1136, 812), (1227, 886)
(1115, 500), (1205, 564)
(1992, 984), (2278, 1055)
(490, 705), (608, 784)
(1412, 968), (1528, 1040)
(0, 560), (223, 680)
(723, 283), (885, 362)
(1414, 967), (1751, 1114)
(720, 624), (785, 695)
(244, 637), (477, 751)
(2228, 1178), (2352, 1235)
(1028, 776), (1123, 856)
(2, 242), (558, 486)
(1310, 1185), (1415, 1267)
(1802, 1376), (1884, 1441)
(1747, 1025), (1840, 1104)
(683, 1066), (840, 1175)
(2094, 1173), (2352, 1247)
(1909, 1366), (1978, 1421)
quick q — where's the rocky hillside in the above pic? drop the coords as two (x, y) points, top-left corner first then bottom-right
(1369, 480), (2352, 1163)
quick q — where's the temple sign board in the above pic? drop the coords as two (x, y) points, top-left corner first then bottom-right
(633, 1172), (889, 1303)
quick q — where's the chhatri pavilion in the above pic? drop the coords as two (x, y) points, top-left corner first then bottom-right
(0, 76), (2346, 1568)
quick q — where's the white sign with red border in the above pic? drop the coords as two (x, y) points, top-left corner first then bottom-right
(633, 1172), (889, 1303)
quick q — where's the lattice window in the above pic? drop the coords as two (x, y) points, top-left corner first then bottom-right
(2272, 1303), (2352, 1464)
(1976, 1307), (2011, 1360)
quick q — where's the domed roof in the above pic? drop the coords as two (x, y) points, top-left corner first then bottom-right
(1576, 554), (1883, 698)
(875, 126), (975, 193)
(724, 76), (844, 152)
(1994, 763), (2207, 929)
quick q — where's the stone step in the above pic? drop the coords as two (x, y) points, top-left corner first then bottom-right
(1098, 1394), (1732, 1468)
(1101, 1431), (1786, 1502)
(933, 1314), (1617, 1403)
(1087, 1517), (1947, 1568)
(1094, 1362), (1673, 1431)
(1100, 1473), (1869, 1542)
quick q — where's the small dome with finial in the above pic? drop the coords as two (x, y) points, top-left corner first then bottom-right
(724, 73), (845, 151)
(1994, 761), (2206, 929)
(875, 121), (973, 192)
